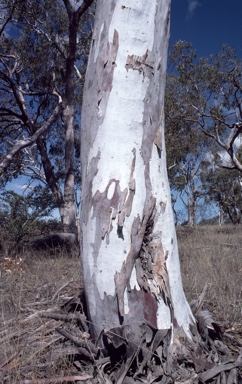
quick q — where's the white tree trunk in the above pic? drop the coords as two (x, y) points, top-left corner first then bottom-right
(80, 0), (195, 341)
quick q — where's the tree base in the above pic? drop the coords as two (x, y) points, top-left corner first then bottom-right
(38, 294), (242, 384)
(2, 289), (241, 383)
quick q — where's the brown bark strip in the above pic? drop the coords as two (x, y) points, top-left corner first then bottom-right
(125, 49), (154, 78)
(91, 179), (122, 259)
(81, 150), (101, 225)
(114, 197), (156, 317)
(154, 123), (162, 154)
(123, 149), (136, 217)
(97, 29), (119, 122)
(117, 148), (136, 238)
(102, 29), (119, 90)
(149, 241), (172, 305)
(91, 150), (137, 257)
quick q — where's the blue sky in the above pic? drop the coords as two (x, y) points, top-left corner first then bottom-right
(170, 0), (242, 57)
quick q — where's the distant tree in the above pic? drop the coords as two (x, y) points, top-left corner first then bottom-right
(170, 155), (209, 226)
(202, 165), (242, 224)
(0, 188), (55, 253)
(166, 42), (242, 224)
(165, 54), (210, 226)
(0, 0), (94, 233)
(168, 41), (242, 173)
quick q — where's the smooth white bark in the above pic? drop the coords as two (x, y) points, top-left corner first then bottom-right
(81, 0), (194, 340)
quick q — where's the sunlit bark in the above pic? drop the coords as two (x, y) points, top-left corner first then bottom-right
(80, 0), (195, 341)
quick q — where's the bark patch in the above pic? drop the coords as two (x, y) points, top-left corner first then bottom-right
(81, 150), (101, 225)
(97, 29), (119, 121)
(114, 197), (156, 318)
(139, 226), (173, 316)
(91, 166), (136, 261)
(91, 179), (123, 261)
(125, 49), (154, 78)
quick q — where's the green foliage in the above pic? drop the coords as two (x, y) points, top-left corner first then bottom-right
(167, 41), (242, 160)
(0, 187), (57, 254)
(0, 0), (94, 223)
(166, 41), (242, 224)
(165, 44), (210, 225)
(202, 166), (242, 224)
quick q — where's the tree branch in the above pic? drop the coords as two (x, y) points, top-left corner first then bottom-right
(0, 103), (60, 178)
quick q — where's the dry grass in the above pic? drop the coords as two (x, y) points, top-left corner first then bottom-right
(178, 225), (242, 323)
(0, 225), (241, 382)
(0, 246), (83, 383)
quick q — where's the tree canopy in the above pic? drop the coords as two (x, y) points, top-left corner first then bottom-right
(165, 41), (242, 225)
(0, 0), (94, 232)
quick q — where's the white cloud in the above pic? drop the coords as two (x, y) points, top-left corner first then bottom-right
(187, 0), (201, 19)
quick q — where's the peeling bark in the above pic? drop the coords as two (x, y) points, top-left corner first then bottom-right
(80, 0), (194, 343)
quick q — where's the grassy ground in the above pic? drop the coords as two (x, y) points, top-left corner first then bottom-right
(0, 246), (82, 382)
(177, 225), (242, 323)
(0, 225), (241, 382)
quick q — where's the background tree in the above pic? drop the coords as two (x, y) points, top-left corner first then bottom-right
(202, 165), (242, 224)
(165, 62), (211, 225)
(168, 41), (242, 168)
(0, 0), (94, 233)
(170, 155), (208, 225)
(166, 41), (242, 224)
(0, 188), (55, 254)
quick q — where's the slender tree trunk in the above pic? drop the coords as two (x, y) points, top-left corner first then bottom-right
(192, 196), (197, 226)
(61, 12), (78, 234)
(187, 197), (193, 226)
(36, 137), (65, 218)
(80, 0), (195, 342)
(62, 0), (94, 234)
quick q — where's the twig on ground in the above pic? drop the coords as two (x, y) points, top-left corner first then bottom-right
(56, 327), (99, 356)
(39, 311), (88, 332)
(24, 279), (74, 306)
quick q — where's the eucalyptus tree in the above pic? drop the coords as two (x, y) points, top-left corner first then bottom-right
(168, 41), (242, 174)
(203, 165), (242, 224)
(170, 155), (208, 225)
(80, 0), (197, 353)
(165, 67), (210, 226)
(0, 187), (55, 253)
(80, 5), (242, 382)
(0, 0), (94, 233)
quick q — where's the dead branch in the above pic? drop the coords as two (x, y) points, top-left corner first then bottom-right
(56, 327), (99, 356)
(0, 102), (60, 178)
(190, 282), (209, 315)
(22, 307), (60, 322)
(39, 311), (88, 332)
